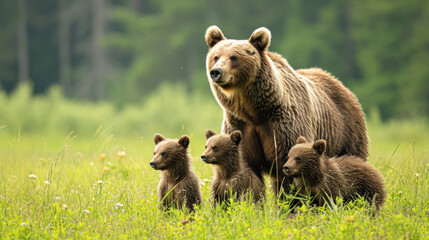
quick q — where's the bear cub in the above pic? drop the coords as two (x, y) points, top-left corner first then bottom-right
(150, 133), (202, 212)
(202, 129), (265, 204)
(283, 136), (386, 210)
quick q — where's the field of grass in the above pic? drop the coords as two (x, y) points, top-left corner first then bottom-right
(0, 87), (428, 239)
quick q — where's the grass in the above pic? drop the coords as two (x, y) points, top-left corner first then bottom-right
(0, 120), (428, 239)
(0, 85), (428, 238)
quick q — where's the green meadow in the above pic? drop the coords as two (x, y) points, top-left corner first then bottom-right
(0, 85), (428, 239)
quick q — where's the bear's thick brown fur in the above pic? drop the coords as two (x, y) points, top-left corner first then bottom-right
(201, 129), (265, 204)
(150, 133), (202, 212)
(205, 26), (369, 195)
(283, 136), (386, 210)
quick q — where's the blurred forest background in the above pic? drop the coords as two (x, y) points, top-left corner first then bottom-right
(1, 0), (429, 137)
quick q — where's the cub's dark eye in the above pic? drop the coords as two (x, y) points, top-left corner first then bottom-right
(161, 152), (167, 157)
(295, 157), (301, 162)
(153, 152), (156, 155)
(230, 56), (238, 62)
(205, 146), (207, 149)
(213, 146), (218, 151)
(214, 56), (219, 62)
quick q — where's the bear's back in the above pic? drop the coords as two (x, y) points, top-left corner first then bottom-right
(296, 68), (369, 160)
(332, 156), (386, 208)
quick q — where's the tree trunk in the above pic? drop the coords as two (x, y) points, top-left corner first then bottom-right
(91, 0), (105, 99)
(58, 0), (71, 94)
(129, 0), (142, 13)
(17, 0), (29, 83)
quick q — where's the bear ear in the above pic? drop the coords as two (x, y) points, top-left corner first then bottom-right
(230, 130), (242, 146)
(205, 129), (216, 140)
(205, 25), (226, 48)
(296, 136), (308, 144)
(249, 27), (271, 51)
(178, 135), (190, 149)
(154, 133), (165, 145)
(312, 140), (326, 156)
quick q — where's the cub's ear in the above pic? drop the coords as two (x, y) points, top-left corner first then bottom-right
(178, 135), (190, 149)
(230, 130), (242, 146)
(296, 136), (308, 144)
(205, 25), (226, 48)
(312, 140), (326, 156)
(249, 27), (271, 51)
(205, 129), (216, 140)
(154, 133), (165, 145)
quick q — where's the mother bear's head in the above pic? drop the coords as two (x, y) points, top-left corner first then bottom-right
(205, 26), (271, 90)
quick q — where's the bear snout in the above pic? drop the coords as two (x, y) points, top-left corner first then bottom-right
(201, 155), (208, 162)
(150, 162), (157, 168)
(210, 68), (223, 82)
(282, 165), (290, 175)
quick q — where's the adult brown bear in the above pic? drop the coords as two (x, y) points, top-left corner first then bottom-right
(204, 26), (369, 196)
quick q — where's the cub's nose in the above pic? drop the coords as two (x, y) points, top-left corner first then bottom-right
(201, 155), (207, 162)
(282, 166), (289, 174)
(210, 68), (223, 82)
(150, 162), (156, 168)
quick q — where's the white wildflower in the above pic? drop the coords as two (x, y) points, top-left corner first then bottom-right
(83, 210), (90, 214)
(44, 181), (50, 185)
(29, 174), (37, 179)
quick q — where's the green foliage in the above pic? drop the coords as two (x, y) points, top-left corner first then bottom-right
(1, 0), (428, 119)
(0, 83), (222, 139)
(351, 0), (429, 119)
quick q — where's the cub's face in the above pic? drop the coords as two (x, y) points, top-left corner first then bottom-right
(282, 137), (327, 177)
(205, 26), (271, 90)
(201, 129), (242, 165)
(150, 134), (189, 170)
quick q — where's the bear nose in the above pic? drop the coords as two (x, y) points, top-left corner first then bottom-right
(282, 166), (289, 174)
(150, 162), (156, 168)
(210, 68), (223, 82)
(201, 155), (207, 162)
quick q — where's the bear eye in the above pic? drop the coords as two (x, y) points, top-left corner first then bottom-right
(295, 157), (301, 162)
(205, 146), (207, 149)
(161, 152), (167, 157)
(212, 146), (218, 151)
(230, 56), (238, 62)
(214, 56), (219, 62)
(153, 152), (156, 155)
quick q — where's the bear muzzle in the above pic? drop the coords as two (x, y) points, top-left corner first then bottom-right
(210, 68), (223, 83)
(150, 162), (157, 169)
(201, 155), (217, 164)
(282, 165), (291, 175)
